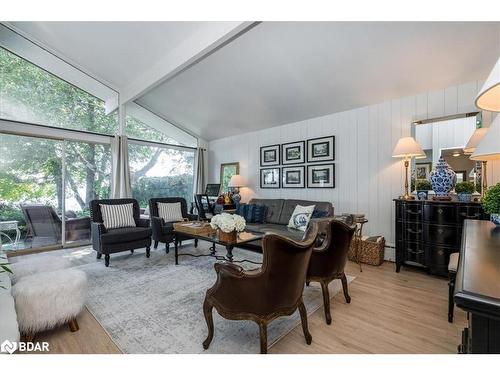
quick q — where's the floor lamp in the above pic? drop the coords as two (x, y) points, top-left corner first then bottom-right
(392, 137), (425, 200)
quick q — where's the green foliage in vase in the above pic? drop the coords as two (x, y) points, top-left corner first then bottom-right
(455, 181), (475, 194)
(415, 179), (432, 191)
(482, 183), (500, 215)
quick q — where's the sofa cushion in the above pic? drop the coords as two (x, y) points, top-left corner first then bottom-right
(101, 227), (152, 245)
(246, 223), (305, 241)
(278, 199), (332, 225)
(287, 204), (315, 231)
(157, 202), (184, 223)
(99, 203), (136, 229)
(248, 199), (284, 224)
(236, 204), (267, 224)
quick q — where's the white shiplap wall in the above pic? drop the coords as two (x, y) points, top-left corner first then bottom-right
(208, 80), (500, 259)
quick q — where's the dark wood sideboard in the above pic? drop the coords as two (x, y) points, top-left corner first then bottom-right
(454, 220), (500, 354)
(394, 199), (488, 277)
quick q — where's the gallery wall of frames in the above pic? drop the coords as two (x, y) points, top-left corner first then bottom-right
(259, 136), (335, 189)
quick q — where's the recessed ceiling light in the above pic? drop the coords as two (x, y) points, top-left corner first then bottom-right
(453, 152), (460, 157)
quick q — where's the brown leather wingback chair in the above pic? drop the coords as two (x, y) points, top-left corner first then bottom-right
(202, 222), (319, 354)
(306, 219), (355, 325)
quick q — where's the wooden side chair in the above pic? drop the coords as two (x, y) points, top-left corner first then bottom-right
(306, 218), (355, 325)
(448, 252), (459, 323)
(202, 222), (319, 354)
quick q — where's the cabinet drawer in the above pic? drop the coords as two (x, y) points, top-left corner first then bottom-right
(424, 224), (459, 246)
(457, 206), (483, 223)
(426, 245), (453, 276)
(404, 241), (426, 266)
(403, 203), (423, 222)
(424, 204), (457, 224)
(404, 222), (423, 242)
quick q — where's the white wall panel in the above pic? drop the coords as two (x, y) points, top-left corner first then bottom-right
(208, 80), (499, 259)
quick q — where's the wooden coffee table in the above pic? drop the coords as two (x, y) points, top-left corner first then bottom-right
(172, 227), (263, 265)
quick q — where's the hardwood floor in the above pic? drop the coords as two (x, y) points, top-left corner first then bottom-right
(31, 260), (465, 354)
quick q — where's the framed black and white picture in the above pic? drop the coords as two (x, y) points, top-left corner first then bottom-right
(307, 164), (335, 188)
(260, 144), (280, 167)
(281, 166), (305, 188)
(260, 168), (281, 189)
(282, 141), (305, 165)
(307, 136), (335, 163)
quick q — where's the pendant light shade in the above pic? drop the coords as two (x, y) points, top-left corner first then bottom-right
(475, 56), (500, 112)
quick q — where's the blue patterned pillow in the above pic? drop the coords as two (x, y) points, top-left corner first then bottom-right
(312, 209), (329, 219)
(236, 204), (267, 224)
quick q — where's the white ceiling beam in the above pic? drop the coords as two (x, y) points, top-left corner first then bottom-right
(106, 21), (258, 114)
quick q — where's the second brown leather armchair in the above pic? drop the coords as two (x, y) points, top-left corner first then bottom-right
(307, 218), (355, 325)
(202, 222), (319, 354)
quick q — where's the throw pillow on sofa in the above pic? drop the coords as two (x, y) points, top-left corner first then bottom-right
(236, 204), (267, 223)
(288, 205), (315, 231)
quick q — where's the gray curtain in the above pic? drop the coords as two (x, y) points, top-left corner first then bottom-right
(195, 148), (205, 194)
(111, 135), (132, 198)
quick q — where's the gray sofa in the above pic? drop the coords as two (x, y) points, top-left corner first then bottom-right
(242, 198), (334, 250)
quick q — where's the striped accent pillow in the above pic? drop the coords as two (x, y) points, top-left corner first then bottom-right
(157, 202), (184, 223)
(99, 203), (136, 229)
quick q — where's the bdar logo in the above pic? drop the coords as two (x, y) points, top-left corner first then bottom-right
(1, 340), (17, 354)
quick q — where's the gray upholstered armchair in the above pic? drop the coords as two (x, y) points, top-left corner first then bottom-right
(148, 197), (198, 253)
(90, 198), (152, 267)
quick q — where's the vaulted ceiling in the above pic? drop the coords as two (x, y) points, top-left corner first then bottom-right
(8, 21), (500, 140)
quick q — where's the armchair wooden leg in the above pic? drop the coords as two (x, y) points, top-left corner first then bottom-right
(194, 239), (198, 248)
(298, 300), (312, 345)
(341, 273), (351, 303)
(320, 281), (332, 325)
(68, 318), (79, 332)
(22, 333), (34, 343)
(146, 247), (151, 258)
(130, 249), (134, 254)
(202, 300), (214, 350)
(448, 272), (456, 323)
(96, 252), (102, 259)
(104, 254), (110, 267)
(259, 322), (268, 354)
(154, 240), (159, 249)
(306, 281), (310, 286)
(165, 243), (170, 254)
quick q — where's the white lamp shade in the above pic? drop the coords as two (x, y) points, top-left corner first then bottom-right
(392, 137), (425, 158)
(470, 119), (500, 161)
(475, 56), (500, 112)
(463, 127), (489, 154)
(228, 174), (245, 188)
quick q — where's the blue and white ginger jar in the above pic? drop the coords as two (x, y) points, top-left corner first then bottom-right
(429, 157), (456, 198)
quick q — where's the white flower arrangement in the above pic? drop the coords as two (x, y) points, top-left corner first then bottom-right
(210, 213), (246, 233)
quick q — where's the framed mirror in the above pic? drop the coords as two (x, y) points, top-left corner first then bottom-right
(411, 113), (481, 192)
(220, 162), (240, 193)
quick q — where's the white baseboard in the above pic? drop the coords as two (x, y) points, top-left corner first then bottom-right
(384, 247), (395, 262)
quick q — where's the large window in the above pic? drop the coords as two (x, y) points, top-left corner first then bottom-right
(129, 143), (195, 208)
(0, 47), (117, 135)
(0, 133), (111, 250)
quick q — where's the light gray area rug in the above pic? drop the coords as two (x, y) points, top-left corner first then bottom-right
(14, 244), (354, 354)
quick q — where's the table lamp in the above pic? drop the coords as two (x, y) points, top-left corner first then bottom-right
(464, 127), (490, 194)
(475, 56), (500, 112)
(470, 119), (500, 190)
(392, 137), (425, 200)
(228, 174), (245, 205)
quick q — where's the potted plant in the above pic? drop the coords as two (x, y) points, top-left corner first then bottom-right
(455, 181), (475, 203)
(415, 179), (432, 200)
(482, 183), (500, 226)
(210, 213), (246, 242)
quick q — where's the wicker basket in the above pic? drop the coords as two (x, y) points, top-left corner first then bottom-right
(348, 235), (385, 266)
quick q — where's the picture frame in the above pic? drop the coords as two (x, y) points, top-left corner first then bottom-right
(260, 144), (280, 167)
(220, 162), (239, 192)
(281, 166), (305, 188)
(455, 170), (467, 183)
(307, 136), (335, 163)
(307, 163), (335, 188)
(260, 168), (281, 189)
(415, 162), (431, 180)
(282, 141), (305, 165)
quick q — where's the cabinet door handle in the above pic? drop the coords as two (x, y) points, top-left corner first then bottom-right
(407, 228), (422, 234)
(437, 250), (444, 256)
(460, 212), (480, 218)
(437, 229), (444, 234)
(437, 208), (444, 214)
(406, 210), (421, 215)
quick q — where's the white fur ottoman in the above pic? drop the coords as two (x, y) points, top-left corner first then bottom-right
(12, 268), (87, 341)
(9, 255), (72, 284)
